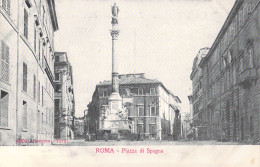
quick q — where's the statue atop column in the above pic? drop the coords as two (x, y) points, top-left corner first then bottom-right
(111, 3), (119, 25)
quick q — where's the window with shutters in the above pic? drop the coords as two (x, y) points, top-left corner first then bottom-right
(42, 45), (45, 67)
(1, 41), (9, 82)
(33, 75), (36, 99)
(138, 106), (144, 116)
(24, 9), (28, 39)
(54, 73), (60, 81)
(247, 43), (254, 68)
(42, 86), (44, 106)
(239, 7), (244, 28)
(38, 82), (40, 103)
(55, 99), (60, 114)
(55, 55), (59, 63)
(37, 110), (40, 132)
(150, 88), (156, 95)
(1, 0), (11, 16)
(150, 106), (156, 116)
(22, 101), (27, 129)
(38, 40), (41, 61)
(34, 25), (37, 53)
(138, 88), (144, 95)
(0, 90), (9, 127)
(23, 63), (27, 92)
(41, 113), (43, 131)
(46, 109), (48, 124)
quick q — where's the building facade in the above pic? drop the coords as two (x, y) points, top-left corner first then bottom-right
(191, 0), (260, 143)
(181, 113), (192, 139)
(0, 0), (58, 145)
(88, 73), (181, 140)
(54, 52), (75, 140)
(190, 48), (210, 140)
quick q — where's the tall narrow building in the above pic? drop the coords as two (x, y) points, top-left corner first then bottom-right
(0, 0), (58, 145)
(54, 52), (75, 140)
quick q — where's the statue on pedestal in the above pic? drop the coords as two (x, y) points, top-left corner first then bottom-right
(111, 3), (119, 25)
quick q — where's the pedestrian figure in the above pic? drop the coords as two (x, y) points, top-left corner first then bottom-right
(104, 132), (109, 141)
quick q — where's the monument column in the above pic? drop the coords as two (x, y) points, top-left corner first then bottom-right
(111, 24), (119, 93)
(108, 3), (122, 114)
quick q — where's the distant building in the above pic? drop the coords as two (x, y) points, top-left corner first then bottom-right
(0, 0), (58, 145)
(181, 113), (192, 139)
(88, 73), (181, 140)
(83, 108), (90, 137)
(190, 48), (210, 140)
(54, 52), (75, 140)
(74, 117), (84, 139)
(191, 0), (260, 143)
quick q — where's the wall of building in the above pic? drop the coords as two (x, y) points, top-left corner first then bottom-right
(191, 0), (260, 143)
(0, 0), (57, 146)
(54, 52), (75, 140)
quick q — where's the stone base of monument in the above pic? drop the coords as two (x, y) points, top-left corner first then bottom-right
(97, 93), (133, 140)
(96, 129), (133, 140)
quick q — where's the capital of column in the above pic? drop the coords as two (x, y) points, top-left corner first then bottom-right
(110, 29), (120, 40)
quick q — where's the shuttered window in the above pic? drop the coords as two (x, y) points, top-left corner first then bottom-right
(37, 110), (40, 132)
(1, 41), (9, 82)
(23, 63), (27, 92)
(24, 9), (28, 39)
(34, 25), (37, 53)
(55, 99), (60, 115)
(2, 0), (11, 16)
(38, 82), (40, 103)
(22, 101), (27, 129)
(42, 86), (44, 106)
(0, 90), (9, 127)
(33, 75), (36, 99)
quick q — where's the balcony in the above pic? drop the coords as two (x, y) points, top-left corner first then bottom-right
(239, 68), (257, 88)
(43, 56), (55, 88)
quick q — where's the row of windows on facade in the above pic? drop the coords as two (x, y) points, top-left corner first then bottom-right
(195, 42), (254, 101)
(135, 120), (172, 135)
(206, 0), (256, 74)
(0, 90), (54, 129)
(136, 124), (157, 135)
(206, 50), (254, 100)
(131, 105), (171, 121)
(54, 55), (67, 63)
(133, 105), (157, 117)
(207, 43), (254, 83)
(1, 0), (55, 74)
(1, 40), (53, 100)
(193, 43), (253, 102)
(99, 88), (156, 97)
(22, 61), (53, 104)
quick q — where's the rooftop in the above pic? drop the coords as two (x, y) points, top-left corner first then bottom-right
(97, 74), (161, 86)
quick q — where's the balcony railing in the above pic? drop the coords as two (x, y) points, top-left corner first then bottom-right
(43, 56), (55, 88)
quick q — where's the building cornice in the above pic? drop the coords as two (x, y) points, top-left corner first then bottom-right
(47, 0), (59, 31)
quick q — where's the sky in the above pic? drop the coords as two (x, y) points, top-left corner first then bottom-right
(54, 0), (236, 117)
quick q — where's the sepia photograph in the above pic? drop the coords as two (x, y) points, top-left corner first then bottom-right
(0, 0), (259, 166)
